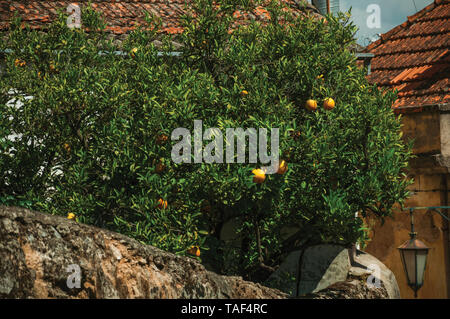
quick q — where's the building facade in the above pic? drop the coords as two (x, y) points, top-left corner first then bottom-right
(365, 0), (449, 299)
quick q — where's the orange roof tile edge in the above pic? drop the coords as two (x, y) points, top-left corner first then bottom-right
(365, 0), (450, 110)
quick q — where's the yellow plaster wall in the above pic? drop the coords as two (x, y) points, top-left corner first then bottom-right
(365, 174), (449, 299)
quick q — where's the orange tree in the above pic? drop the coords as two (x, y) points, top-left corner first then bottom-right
(0, 0), (412, 279)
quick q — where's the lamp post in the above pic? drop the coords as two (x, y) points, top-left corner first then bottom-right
(397, 209), (429, 298)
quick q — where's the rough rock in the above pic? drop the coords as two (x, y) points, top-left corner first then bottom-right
(348, 250), (401, 299)
(298, 245), (351, 295)
(300, 274), (390, 299)
(266, 244), (400, 299)
(0, 206), (287, 299)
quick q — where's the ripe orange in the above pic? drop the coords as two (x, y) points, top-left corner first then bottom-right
(14, 59), (26, 67)
(290, 131), (301, 140)
(277, 160), (288, 174)
(252, 168), (266, 184)
(187, 246), (201, 257)
(155, 162), (166, 173)
(240, 90), (249, 97)
(305, 99), (318, 111)
(63, 143), (71, 153)
(323, 98), (335, 110)
(156, 198), (168, 209)
(156, 134), (169, 145)
(130, 47), (138, 58)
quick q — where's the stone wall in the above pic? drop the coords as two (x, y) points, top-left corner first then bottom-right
(0, 206), (287, 299)
(0, 206), (398, 299)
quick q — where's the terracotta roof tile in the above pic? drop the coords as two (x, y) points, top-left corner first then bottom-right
(1, 1), (320, 35)
(366, 0), (450, 109)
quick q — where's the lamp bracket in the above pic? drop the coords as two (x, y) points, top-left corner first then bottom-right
(402, 206), (450, 222)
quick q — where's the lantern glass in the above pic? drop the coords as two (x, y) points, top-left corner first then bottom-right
(415, 250), (428, 287)
(401, 249), (416, 285)
(398, 239), (429, 291)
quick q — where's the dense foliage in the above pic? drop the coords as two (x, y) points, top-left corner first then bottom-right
(0, 0), (412, 279)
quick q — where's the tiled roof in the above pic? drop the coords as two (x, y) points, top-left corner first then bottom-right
(0, 0), (320, 35)
(366, 0), (449, 110)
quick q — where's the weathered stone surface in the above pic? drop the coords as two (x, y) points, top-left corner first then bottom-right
(0, 206), (400, 299)
(300, 275), (390, 299)
(0, 206), (287, 299)
(299, 245), (350, 295)
(267, 244), (350, 296)
(266, 244), (399, 299)
(348, 250), (400, 299)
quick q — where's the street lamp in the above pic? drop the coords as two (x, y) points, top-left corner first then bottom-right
(398, 206), (450, 298)
(398, 208), (430, 298)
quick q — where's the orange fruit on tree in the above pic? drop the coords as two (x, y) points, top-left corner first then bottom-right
(130, 47), (138, 58)
(277, 160), (288, 175)
(240, 90), (249, 97)
(156, 198), (168, 209)
(187, 246), (201, 257)
(156, 134), (169, 145)
(323, 98), (335, 110)
(290, 131), (301, 140)
(252, 168), (266, 184)
(155, 162), (166, 173)
(305, 99), (318, 111)
(14, 59), (26, 67)
(63, 143), (71, 153)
